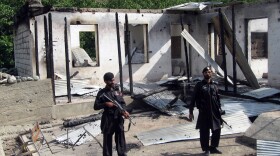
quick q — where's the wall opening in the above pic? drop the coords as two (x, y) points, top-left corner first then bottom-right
(247, 18), (268, 78)
(126, 24), (149, 64)
(80, 31), (96, 61)
(70, 25), (99, 67)
(171, 36), (182, 59)
(208, 23), (222, 67)
(170, 24), (188, 76)
(251, 32), (267, 58)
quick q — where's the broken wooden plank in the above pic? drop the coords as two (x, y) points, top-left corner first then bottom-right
(212, 13), (260, 89)
(19, 135), (39, 156)
(181, 29), (233, 85)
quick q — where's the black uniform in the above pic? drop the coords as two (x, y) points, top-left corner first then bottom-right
(189, 79), (222, 151)
(94, 87), (127, 156)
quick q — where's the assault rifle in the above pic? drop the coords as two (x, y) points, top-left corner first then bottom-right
(221, 118), (232, 129)
(219, 109), (232, 129)
(101, 93), (136, 127)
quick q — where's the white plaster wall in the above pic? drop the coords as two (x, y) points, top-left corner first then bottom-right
(188, 13), (221, 77)
(251, 59), (268, 78)
(189, 2), (278, 84)
(224, 3), (280, 87)
(32, 11), (179, 86)
(267, 7), (280, 87)
(189, 2), (279, 86)
(250, 18), (268, 32)
(70, 25), (96, 48)
(22, 1), (280, 87)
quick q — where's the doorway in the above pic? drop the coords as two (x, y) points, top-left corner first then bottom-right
(247, 18), (268, 78)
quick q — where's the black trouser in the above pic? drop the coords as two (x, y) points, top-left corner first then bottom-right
(103, 130), (127, 156)
(199, 127), (221, 151)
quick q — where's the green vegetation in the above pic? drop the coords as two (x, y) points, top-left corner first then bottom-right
(0, 0), (261, 68)
(80, 31), (96, 60)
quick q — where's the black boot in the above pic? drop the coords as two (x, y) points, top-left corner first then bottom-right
(204, 150), (210, 156)
(210, 146), (222, 154)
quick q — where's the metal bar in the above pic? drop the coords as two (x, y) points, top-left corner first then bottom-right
(187, 24), (192, 76)
(232, 5), (237, 94)
(144, 24), (149, 63)
(34, 20), (40, 77)
(180, 15), (190, 83)
(48, 13), (56, 104)
(39, 129), (53, 154)
(44, 16), (51, 78)
(125, 14), (133, 94)
(71, 131), (87, 150)
(219, 8), (228, 92)
(64, 17), (71, 103)
(245, 19), (249, 60)
(115, 12), (123, 93)
(83, 127), (103, 148)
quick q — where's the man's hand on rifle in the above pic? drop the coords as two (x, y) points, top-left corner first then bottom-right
(105, 102), (115, 108)
(189, 113), (194, 121)
(122, 111), (130, 119)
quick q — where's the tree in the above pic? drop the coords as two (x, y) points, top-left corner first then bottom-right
(0, 1), (25, 68)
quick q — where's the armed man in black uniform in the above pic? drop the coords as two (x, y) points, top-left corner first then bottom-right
(189, 66), (223, 155)
(94, 72), (129, 156)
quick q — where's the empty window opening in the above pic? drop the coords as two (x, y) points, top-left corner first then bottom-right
(70, 25), (99, 67)
(80, 32), (96, 61)
(125, 24), (149, 64)
(208, 23), (223, 68)
(248, 18), (268, 59)
(170, 24), (188, 76)
(171, 36), (182, 59)
(207, 23), (222, 57)
(247, 18), (268, 78)
(251, 32), (267, 58)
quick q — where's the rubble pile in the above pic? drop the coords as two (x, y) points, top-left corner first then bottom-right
(0, 68), (39, 85)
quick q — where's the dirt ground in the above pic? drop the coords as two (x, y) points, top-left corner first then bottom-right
(30, 114), (256, 156)
(1, 97), (256, 156)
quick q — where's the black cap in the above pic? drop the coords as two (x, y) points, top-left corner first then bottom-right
(103, 72), (114, 81)
(202, 66), (212, 73)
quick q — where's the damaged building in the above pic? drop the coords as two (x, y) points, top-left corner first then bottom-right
(13, 0), (280, 89)
(1, 0), (280, 155)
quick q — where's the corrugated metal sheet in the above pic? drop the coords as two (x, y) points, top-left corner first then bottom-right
(123, 82), (188, 115)
(137, 111), (251, 146)
(143, 91), (188, 115)
(257, 140), (280, 156)
(164, 2), (222, 12)
(56, 120), (101, 145)
(222, 97), (280, 117)
(55, 80), (101, 97)
(241, 87), (280, 99)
